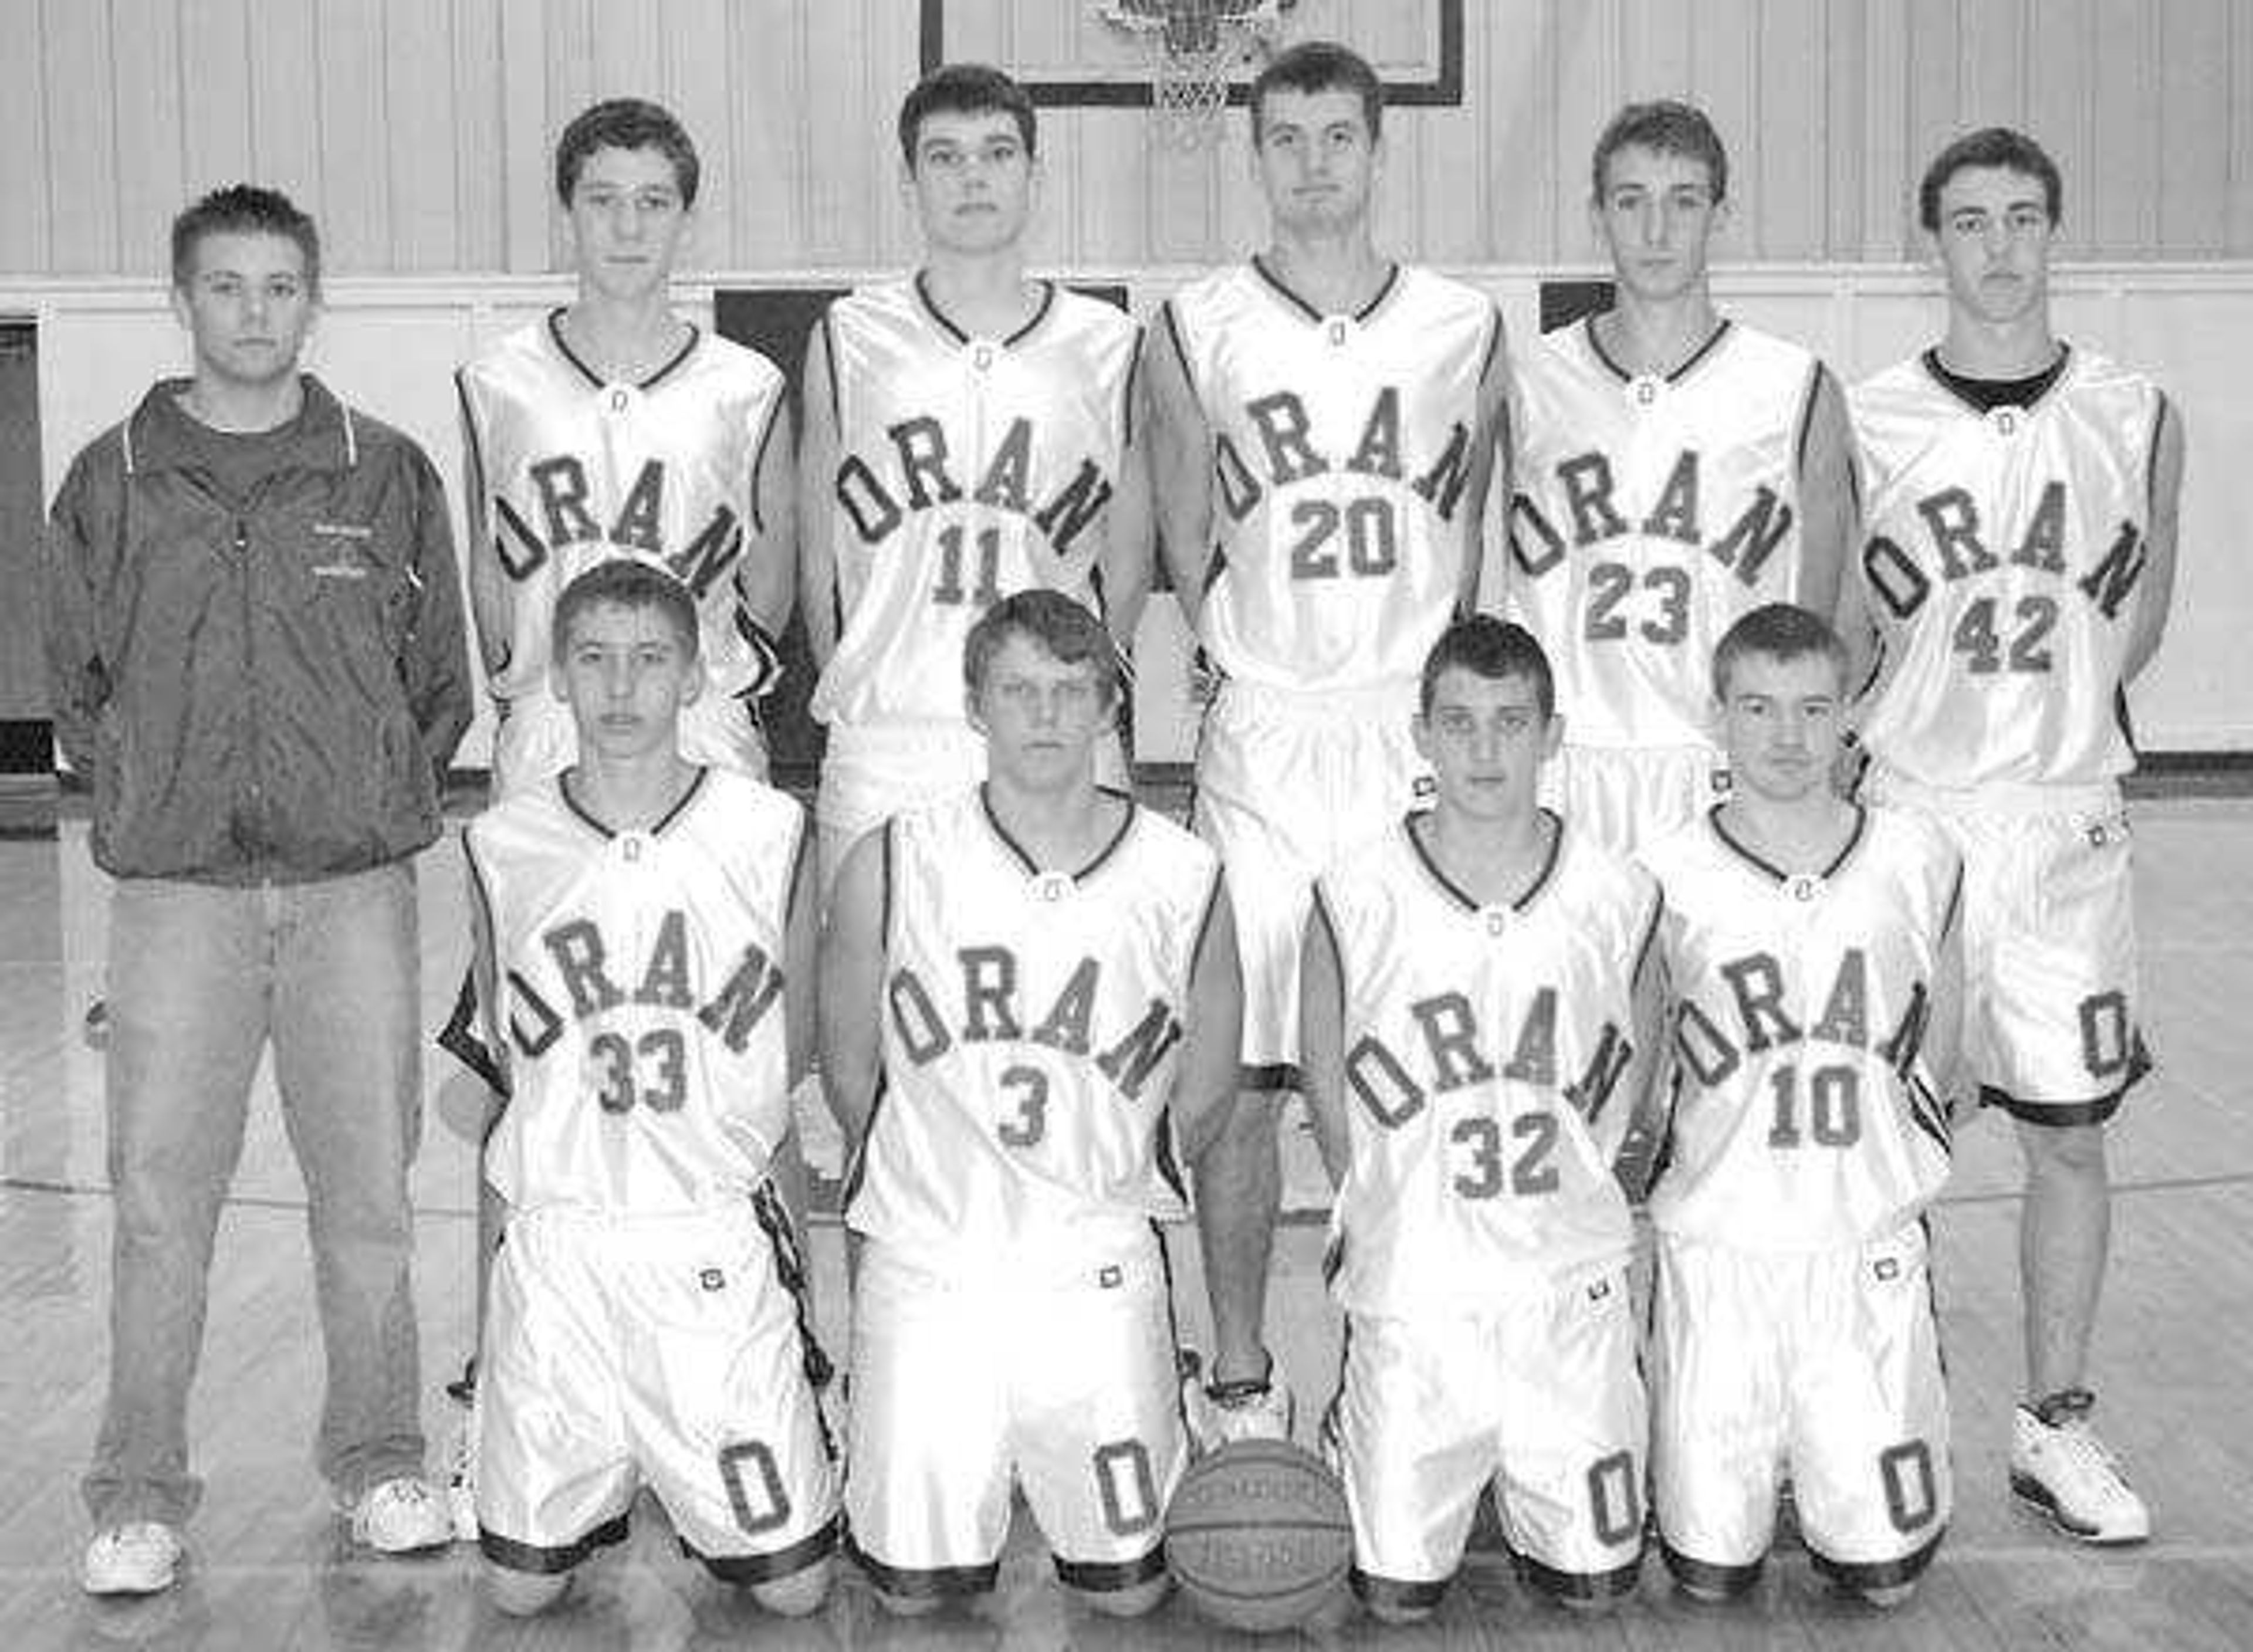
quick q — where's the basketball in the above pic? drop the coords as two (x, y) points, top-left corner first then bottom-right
(1165, 1440), (1354, 1633)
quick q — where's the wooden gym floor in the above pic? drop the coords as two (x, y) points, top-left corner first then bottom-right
(2, 795), (2251, 1650)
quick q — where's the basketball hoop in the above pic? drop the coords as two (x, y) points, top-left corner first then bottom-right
(1094, 0), (1294, 151)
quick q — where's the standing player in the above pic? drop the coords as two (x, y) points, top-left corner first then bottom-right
(1145, 40), (1510, 1437)
(1300, 617), (1661, 1620)
(1642, 604), (1962, 1606)
(456, 97), (793, 790)
(1508, 100), (1854, 855)
(465, 561), (836, 1617)
(1842, 128), (2184, 1545)
(799, 63), (1152, 895)
(820, 591), (1241, 1617)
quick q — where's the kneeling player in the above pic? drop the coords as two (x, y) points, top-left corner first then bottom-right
(464, 562), (837, 1616)
(1641, 604), (1961, 1606)
(1300, 617), (1662, 1621)
(821, 591), (1241, 1617)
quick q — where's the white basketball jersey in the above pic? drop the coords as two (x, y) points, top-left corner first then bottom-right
(456, 314), (786, 706)
(1850, 347), (2164, 789)
(1508, 319), (1825, 750)
(1640, 806), (1960, 1251)
(1163, 260), (1500, 690)
(1315, 817), (1656, 1316)
(844, 787), (1220, 1271)
(811, 277), (1139, 727)
(465, 768), (807, 1214)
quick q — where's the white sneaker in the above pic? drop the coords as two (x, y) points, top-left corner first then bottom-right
(442, 1412), (479, 1543)
(82, 1522), (182, 1596)
(2011, 1390), (2151, 1545)
(346, 1476), (454, 1555)
(1182, 1349), (1295, 1451)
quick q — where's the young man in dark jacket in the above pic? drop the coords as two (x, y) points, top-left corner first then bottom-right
(44, 184), (474, 1596)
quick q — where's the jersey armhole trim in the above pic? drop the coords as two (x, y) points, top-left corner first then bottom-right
(818, 308), (843, 432)
(1794, 359), (1832, 482)
(2145, 390), (2173, 520)
(1157, 299), (1198, 411)
(452, 368), (486, 501)
(746, 391), (786, 537)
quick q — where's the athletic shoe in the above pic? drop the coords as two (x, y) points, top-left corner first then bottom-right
(82, 1522), (182, 1596)
(441, 1411), (479, 1542)
(2011, 1389), (2151, 1545)
(344, 1477), (454, 1555)
(1181, 1348), (1295, 1450)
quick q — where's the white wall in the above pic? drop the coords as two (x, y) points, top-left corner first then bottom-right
(16, 261), (2252, 761)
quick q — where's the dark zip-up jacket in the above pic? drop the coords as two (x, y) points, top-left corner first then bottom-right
(43, 375), (473, 883)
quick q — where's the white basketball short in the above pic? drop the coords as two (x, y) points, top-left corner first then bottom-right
(1193, 678), (1429, 1083)
(844, 1236), (1188, 1600)
(1650, 1224), (1949, 1595)
(1323, 1266), (1645, 1613)
(814, 719), (1129, 905)
(1546, 743), (1728, 858)
(1865, 769), (2143, 1124)
(476, 1193), (840, 1583)
(493, 689), (768, 797)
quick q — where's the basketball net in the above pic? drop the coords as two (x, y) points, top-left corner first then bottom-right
(1094, 0), (1291, 151)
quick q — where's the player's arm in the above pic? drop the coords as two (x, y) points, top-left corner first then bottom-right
(1171, 875), (1246, 1166)
(453, 370), (512, 679)
(1142, 299), (1216, 627)
(2125, 394), (2187, 683)
(1295, 895), (1352, 1190)
(796, 316), (843, 673)
(1097, 364), (1156, 651)
(1454, 306), (1514, 617)
(736, 395), (798, 698)
(1794, 363), (1855, 624)
(817, 824), (886, 1153)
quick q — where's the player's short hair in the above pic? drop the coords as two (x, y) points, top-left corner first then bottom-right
(552, 560), (700, 662)
(898, 63), (1038, 165)
(1250, 40), (1383, 145)
(554, 99), (701, 206)
(170, 184), (321, 295)
(1420, 615), (1555, 720)
(1917, 126), (2061, 232)
(1711, 602), (1848, 700)
(1590, 99), (1728, 204)
(963, 589), (1122, 708)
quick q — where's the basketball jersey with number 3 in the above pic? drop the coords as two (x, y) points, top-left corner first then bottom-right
(465, 767), (807, 1213)
(844, 787), (1219, 1273)
(1640, 806), (1960, 1251)
(811, 278), (1138, 728)
(1163, 260), (1500, 692)
(1509, 319), (1822, 751)
(1849, 347), (2163, 790)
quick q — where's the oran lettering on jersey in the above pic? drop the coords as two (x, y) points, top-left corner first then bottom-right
(834, 415), (1114, 554)
(1213, 385), (1474, 527)
(884, 945), (1185, 1103)
(502, 908), (785, 1059)
(1510, 447), (1794, 585)
(493, 455), (743, 602)
(1674, 947), (1929, 1088)
(1346, 986), (1633, 1130)
(1861, 478), (2149, 634)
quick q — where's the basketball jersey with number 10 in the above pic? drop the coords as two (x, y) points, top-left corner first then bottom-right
(1163, 260), (1500, 692)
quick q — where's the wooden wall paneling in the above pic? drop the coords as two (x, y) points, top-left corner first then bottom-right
(658, 0), (735, 270)
(1753, 0), (1825, 259)
(385, 0), (463, 270)
(1822, 0), (1865, 260)
(1855, 0), (1912, 259)
(1482, 0), (1556, 266)
(2088, 0), (2159, 256)
(1620, 0), (1692, 99)
(726, 0), (806, 273)
(869, 0), (931, 269)
(450, 0), (506, 272)
(2157, 0), (2231, 256)
(246, 0), (323, 239)
(1074, 109), (1152, 266)
(39, 0), (119, 272)
(1410, 0), (1496, 267)
(0, 1), (52, 274)
(1901, 0), (1962, 256)
(498, 0), (550, 273)
(1547, 0), (1619, 266)
(587, 0), (663, 101)
(1009, 0), (1076, 268)
(2026, 0), (2092, 256)
(1687, 0), (1757, 249)
(111, 0), (184, 276)
(801, 1), (881, 266)
(312, 0), (391, 271)
(542, 0), (596, 269)
(2234, 0), (2253, 253)
(1955, 0), (2025, 133)
(175, 0), (253, 200)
